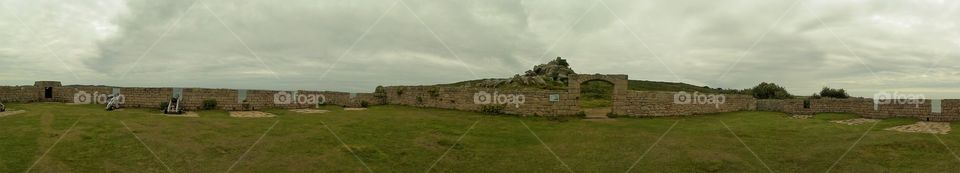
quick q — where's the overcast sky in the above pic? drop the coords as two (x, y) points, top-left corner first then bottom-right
(1, 0), (958, 98)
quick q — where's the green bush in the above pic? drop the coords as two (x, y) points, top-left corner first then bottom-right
(819, 87), (849, 99)
(416, 96), (424, 104)
(201, 99), (218, 110)
(607, 112), (621, 118)
(360, 100), (369, 108)
(751, 82), (793, 99)
(159, 102), (169, 111)
(809, 93), (822, 99)
(576, 111), (586, 117)
(547, 116), (569, 122)
(428, 89), (440, 98)
(240, 99), (252, 111)
(581, 80), (613, 100)
(479, 104), (506, 115)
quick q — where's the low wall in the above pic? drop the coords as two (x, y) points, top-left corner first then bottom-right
(2, 81), (958, 121)
(0, 86), (40, 102)
(383, 86), (579, 116)
(757, 98), (960, 122)
(1, 85), (383, 111)
(615, 91), (757, 117)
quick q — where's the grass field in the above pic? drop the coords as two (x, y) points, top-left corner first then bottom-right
(2, 103), (960, 172)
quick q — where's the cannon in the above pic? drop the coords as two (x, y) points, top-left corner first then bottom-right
(164, 96), (184, 114)
(105, 93), (122, 111)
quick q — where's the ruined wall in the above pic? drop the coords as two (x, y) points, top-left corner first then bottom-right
(0, 86), (40, 102)
(615, 91), (757, 117)
(383, 86), (579, 116)
(3, 81), (958, 121)
(756, 98), (960, 122)
(7, 85), (383, 111)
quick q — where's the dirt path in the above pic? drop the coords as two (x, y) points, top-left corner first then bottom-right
(583, 108), (611, 119)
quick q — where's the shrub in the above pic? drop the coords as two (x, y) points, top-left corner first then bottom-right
(480, 104), (506, 115)
(428, 89), (440, 98)
(819, 87), (850, 99)
(240, 99), (252, 111)
(750, 82), (793, 99)
(416, 96), (424, 104)
(159, 102), (169, 111)
(547, 116), (569, 122)
(374, 86), (386, 94)
(396, 88), (404, 96)
(607, 112), (621, 118)
(576, 111), (586, 117)
(581, 80), (613, 100)
(201, 99), (218, 110)
(809, 93), (822, 99)
(360, 100), (369, 108)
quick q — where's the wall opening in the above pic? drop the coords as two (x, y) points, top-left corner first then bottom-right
(803, 99), (811, 109)
(44, 87), (53, 99)
(579, 80), (614, 118)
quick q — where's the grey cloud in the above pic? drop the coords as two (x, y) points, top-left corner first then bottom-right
(1, 0), (959, 97)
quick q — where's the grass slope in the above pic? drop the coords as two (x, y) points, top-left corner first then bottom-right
(1, 103), (959, 172)
(628, 80), (727, 93)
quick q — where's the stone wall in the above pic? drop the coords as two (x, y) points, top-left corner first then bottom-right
(0, 84), (383, 111)
(2, 80), (959, 121)
(756, 98), (960, 122)
(383, 86), (579, 116)
(615, 91), (757, 117)
(0, 86), (40, 102)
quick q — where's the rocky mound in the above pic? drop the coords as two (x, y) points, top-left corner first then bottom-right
(464, 57), (575, 88)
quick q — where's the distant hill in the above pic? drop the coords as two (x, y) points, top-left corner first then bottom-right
(628, 80), (728, 93)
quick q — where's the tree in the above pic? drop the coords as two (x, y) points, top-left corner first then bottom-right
(819, 87), (849, 99)
(751, 82), (793, 99)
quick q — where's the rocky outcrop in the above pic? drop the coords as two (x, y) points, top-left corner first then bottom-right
(462, 57), (576, 88)
(522, 57), (576, 84)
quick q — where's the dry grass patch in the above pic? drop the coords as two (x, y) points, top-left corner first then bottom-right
(230, 111), (276, 118)
(885, 121), (951, 134)
(831, 118), (880, 125)
(289, 109), (330, 114)
(0, 110), (27, 117)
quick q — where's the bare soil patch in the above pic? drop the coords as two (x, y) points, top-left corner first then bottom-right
(344, 108), (368, 111)
(289, 109), (330, 114)
(885, 122), (951, 134)
(831, 118), (880, 125)
(164, 111), (199, 117)
(230, 111), (276, 118)
(0, 110), (27, 117)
